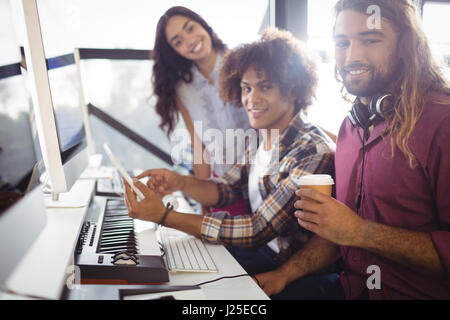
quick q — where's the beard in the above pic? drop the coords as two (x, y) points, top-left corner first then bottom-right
(339, 61), (399, 98)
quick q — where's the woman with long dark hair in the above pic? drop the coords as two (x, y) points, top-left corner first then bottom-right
(151, 6), (250, 215)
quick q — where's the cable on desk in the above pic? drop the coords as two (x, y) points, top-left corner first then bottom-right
(194, 273), (261, 288)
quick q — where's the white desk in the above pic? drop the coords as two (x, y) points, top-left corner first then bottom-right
(1, 174), (269, 300)
(169, 243), (268, 300)
(1, 178), (96, 300)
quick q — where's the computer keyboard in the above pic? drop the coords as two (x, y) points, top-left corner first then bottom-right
(159, 228), (218, 273)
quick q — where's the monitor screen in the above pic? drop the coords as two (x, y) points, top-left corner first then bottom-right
(47, 54), (86, 164)
(0, 0), (47, 287)
(0, 63), (47, 286)
(0, 69), (41, 214)
(20, 0), (89, 194)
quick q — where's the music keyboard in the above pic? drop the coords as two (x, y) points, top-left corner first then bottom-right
(74, 196), (168, 283)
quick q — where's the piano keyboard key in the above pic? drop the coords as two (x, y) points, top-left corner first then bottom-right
(97, 199), (139, 255)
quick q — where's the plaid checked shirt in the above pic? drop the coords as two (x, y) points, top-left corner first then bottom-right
(200, 112), (336, 261)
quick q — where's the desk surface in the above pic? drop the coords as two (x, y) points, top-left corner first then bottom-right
(1, 174), (268, 300)
(169, 243), (268, 300)
(2, 179), (96, 300)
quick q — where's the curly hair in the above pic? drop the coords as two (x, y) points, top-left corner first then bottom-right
(334, 0), (450, 168)
(151, 6), (226, 135)
(219, 27), (319, 113)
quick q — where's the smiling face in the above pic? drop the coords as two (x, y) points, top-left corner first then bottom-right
(240, 65), (295, 131)
(334, 10), (399, 102)
(165, 15), (213, 62)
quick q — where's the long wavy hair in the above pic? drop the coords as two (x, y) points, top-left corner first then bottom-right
(151, 6), (226, 135)
(334, 0), (450, 168)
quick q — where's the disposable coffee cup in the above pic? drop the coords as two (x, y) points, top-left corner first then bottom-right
(298, 174), (334, 196)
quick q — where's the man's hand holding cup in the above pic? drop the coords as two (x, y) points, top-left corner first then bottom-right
(294, 174), (364, 247)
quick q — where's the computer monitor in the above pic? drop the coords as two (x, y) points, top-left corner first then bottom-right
(0, 58), (47, 286)
(21, 0), (89, 195)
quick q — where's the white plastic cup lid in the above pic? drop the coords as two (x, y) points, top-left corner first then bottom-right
(299, 174), (334, 186)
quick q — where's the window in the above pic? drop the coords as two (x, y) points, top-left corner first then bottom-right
(307, 0), (348, 135)
(33, 0), (269, 53)
(422, 1), (450, 80)
(0, 0), (22, 65)
(305, 0), (450, 134)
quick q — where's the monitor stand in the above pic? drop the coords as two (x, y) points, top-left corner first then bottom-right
(42, 154), (101, 209)
(44, 179), (95, 209)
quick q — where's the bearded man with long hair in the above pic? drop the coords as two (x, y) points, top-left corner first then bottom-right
(254, 0), (450, 299)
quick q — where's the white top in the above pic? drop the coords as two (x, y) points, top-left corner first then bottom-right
(176, 52), (251, 177)
(248, 143), (279, 253)
(248, 143), (272, 213)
